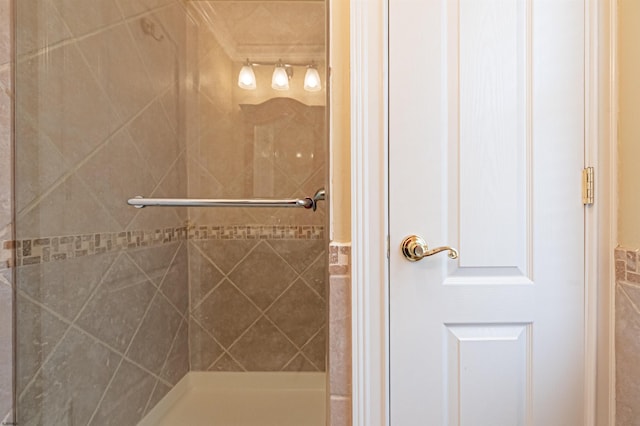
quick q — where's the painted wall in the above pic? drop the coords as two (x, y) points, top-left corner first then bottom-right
(330, 0), (351, 243)
(618, 0), (640, 248)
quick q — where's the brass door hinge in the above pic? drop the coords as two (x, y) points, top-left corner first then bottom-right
(582, 167), (594, 205)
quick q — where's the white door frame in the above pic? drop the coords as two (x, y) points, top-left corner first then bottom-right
(349, 0), (617, 425)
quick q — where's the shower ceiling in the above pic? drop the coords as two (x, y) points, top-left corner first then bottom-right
(190, 1), (325, 62)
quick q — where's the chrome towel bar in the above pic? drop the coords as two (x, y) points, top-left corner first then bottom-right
(128, 188), (326, 211)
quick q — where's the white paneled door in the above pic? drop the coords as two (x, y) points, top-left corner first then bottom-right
(389, 0), (586, 425)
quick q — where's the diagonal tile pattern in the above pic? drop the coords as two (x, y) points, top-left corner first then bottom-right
(16, 239), (190, 426)
(266, 278), (325, 347)
(10, 0), (328, 424)
(227, 241), (298, 309)
(189, 238), (326, 373)
(191, 279), (261, 348)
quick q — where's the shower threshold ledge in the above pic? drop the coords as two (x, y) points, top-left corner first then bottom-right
(138, 372), (326, 426)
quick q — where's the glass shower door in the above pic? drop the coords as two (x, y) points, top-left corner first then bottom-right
(13, 1), (327, 425)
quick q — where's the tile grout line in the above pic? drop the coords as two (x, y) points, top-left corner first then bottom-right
(15, 251), (122, 402)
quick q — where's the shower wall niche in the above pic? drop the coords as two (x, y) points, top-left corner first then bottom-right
(12, 0), (327, 425)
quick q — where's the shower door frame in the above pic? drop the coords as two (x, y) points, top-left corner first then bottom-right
(349, 0), (617, 425)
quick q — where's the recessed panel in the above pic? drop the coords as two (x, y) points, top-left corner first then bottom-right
(446, 324), (531, 426)
(457, 0), (529, 270)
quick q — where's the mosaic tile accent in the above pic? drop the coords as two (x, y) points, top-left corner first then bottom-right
(6, 224), (326, 267)
(0, 239), (13, 271)
(12, 227), (189, 267)
(189, 224), (324, 241)
(329, 243), (351, 274)
(616, 246), (640, 283)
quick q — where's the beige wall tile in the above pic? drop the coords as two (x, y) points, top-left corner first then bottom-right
(267, 240), (325, 274)
(329, 396), (352, 426)
(302, 254), (328, 298)
(18, 328), (121, 425)
(127, 100), (181, 183)
(16, 0), (71, 57)
(160, 319), (189, 385)
(127, 242), (182, 287)
(77, 23), (155, 123)
(17, 174), (122, 239)
(10, 0), (191, 422)
(191, 239), (252, 275)
(144, 381), (171, 417)
(116, 0), (173, 20)
(16, 43), (119, 166)
(302, 326), (326, 370)
(228, 242), (297, 309)
(0, 281), (12, 417)
(616, 247), (640, 425)
(191, 279), (261, 348)
(228, 317), (298, 371)
(126, 8), (181, 95)
(327, 241), (351, 425)
(75, 254), (156, 352)
(188, 243), (225, 308)
(77, 130), (157, 229)
(209, 353), (243, 372)
(189, 318), (225, 370)
(616, 284), (640, 424)
(328, 275), (351, 397)
(0, 69), (11, 231)
(14, 115), (70, 213)
(15, 296), (68, 394)
(127, 294), (183, 375)
(52, 0), (122, 38)
(0, 0), (10, 66)
(267, 278), (325, 347)
(284, 354), (318, 372)
(159, 244), (189, 315)
(9, 0), (333, 422)
(18, 252), (118, 321)
(88, 359), (156, 426)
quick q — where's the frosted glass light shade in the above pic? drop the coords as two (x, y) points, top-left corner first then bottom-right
(304, 66), (322, 92)
(238, 64), (256, 90)
(271, 65), (290, 90)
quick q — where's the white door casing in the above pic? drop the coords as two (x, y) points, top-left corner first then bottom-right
(349, 0), (616, 425)
(388, 0), (585, 424)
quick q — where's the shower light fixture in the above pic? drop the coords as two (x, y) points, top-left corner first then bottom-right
(237, 60), (257, 90)
(238, 59), (322, 92)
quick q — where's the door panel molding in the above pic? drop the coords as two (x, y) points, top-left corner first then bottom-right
(349, 0), (616, 424)
(445, 323), (532, 425)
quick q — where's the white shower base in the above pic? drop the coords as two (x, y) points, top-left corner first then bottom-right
(138, 372), (326, 426)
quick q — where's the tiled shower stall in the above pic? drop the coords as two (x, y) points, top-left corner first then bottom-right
(4, 0), (335, 424)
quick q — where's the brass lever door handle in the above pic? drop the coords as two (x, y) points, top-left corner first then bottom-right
(401, 235), (459, 262)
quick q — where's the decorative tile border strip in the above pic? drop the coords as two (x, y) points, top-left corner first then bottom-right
(615, 246), (640, 283)
(12, 226), (189, 267)
(329, 243), (351, 275)
(189, 225), (324, 241)
(6, 224), (325, 267)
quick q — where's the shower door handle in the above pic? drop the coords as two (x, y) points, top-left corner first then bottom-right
(400, 235), (459, 261)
